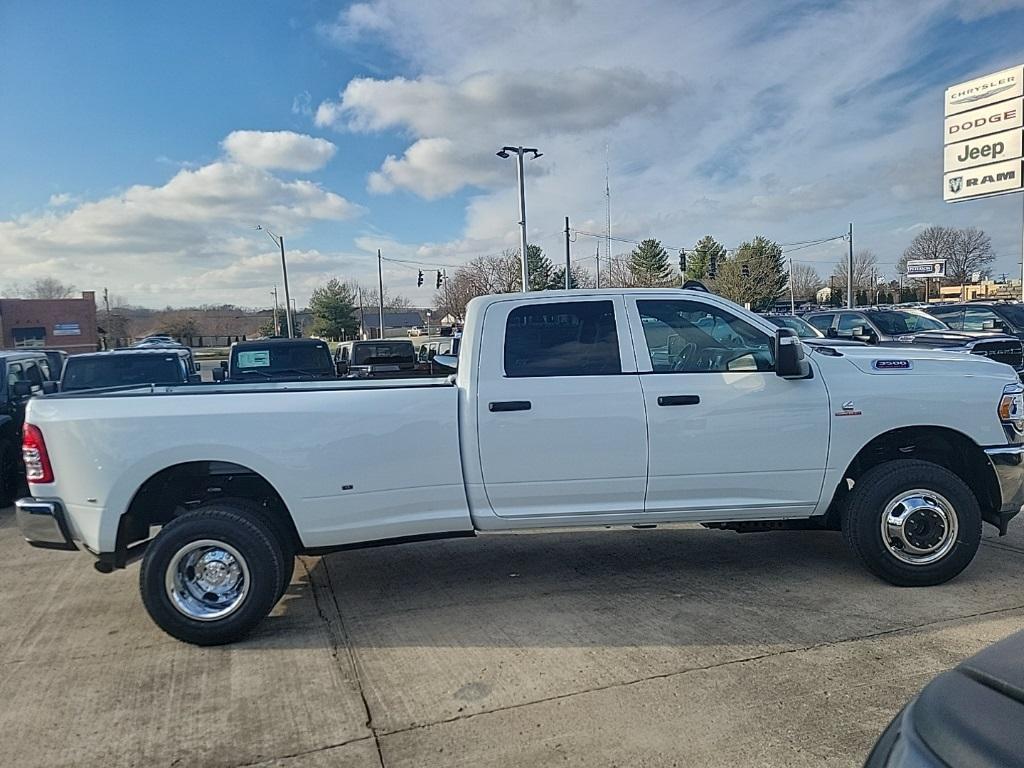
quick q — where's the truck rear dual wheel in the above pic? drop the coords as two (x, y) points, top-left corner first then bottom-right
(140, 505), (285, 645)
(841, 459), (982, 587)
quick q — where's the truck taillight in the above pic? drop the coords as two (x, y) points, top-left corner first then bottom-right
(23, 424), (54, 484)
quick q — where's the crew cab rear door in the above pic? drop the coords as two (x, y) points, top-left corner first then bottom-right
(625, 295), (830, 519)
(475, 296), (648, 519)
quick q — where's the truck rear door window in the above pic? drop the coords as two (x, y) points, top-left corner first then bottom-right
(504, 300), (621, 377)
(62, 355), (184, 391)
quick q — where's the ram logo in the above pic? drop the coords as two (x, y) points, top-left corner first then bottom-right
(948, 176), (963, 193)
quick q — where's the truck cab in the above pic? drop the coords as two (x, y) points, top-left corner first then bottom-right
(216, 338), (335, 382)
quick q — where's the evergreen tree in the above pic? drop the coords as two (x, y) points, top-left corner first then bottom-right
(627, 238), (673, 287)
(709, 236), (787, 311)
(309, 278), (359, 339)
(688, 235), (726, 280)
(524, 244), (558, 291)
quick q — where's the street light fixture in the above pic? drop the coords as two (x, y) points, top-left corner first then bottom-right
(256, 225), (294, 338)
(497, 146), (542, 293)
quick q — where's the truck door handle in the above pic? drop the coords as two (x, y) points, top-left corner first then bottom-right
(489, 400), (532, 412)
(657, 395), (700, 406)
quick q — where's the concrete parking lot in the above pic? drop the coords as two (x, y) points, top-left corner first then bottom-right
(2, 506), (1023, 768)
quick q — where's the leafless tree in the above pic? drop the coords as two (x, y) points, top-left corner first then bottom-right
(897, 226), (995, 294)
(25, 277), (76, 299)
(831, 249), (880, 295)
(356, 284), (414, 311)
(787, 263), (824, 300)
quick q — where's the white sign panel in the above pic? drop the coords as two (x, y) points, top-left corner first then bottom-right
(905, 260), (946, 279)
(52, 323), (81, 336)
(945, 65), (1024, 117)
(944, 98), (1022, 144)
(944, 127), (1023, 172)
(944, 158), (1023, 201)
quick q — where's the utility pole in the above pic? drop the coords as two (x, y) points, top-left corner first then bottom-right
(377, 249), (385, 340)
(847, 222), (854, 308)
(564, 216), (571, 290)
(271, 285), (280, 336)
(595, 243), (601, 289)
(789, 258), (796, 314)
(605, 143), (611, 289)
(103, 287), (111, 348)
(357, 286), (366, 340)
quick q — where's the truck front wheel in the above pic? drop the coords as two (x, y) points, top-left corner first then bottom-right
(841, 459), (982, 586)
(139, 505), (284, 645)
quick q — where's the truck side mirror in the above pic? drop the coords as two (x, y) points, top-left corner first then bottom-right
(775, 329), (809, 379)
(336, 361), (348, 375)
(212, 368), (226, 382)
(11, 381), (31, 398)
(41, 381), (59, 395)
(188, 374), (201, 384)
(219, 360), (228, 369)
(825, 327), (838, 338)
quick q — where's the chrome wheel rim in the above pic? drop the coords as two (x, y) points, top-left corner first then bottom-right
(165, 539), (250, 621)
(880, 489), (959, 566)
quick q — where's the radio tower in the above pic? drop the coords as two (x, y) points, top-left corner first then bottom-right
(604, 142), (611, 277)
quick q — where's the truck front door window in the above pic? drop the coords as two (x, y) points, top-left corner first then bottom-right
(636, 300), (773, 373)
(504, 300), (621, 377)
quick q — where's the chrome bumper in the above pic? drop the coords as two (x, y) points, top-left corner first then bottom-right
(985, 445), (1024, 516)
(15, 498), (77, 551)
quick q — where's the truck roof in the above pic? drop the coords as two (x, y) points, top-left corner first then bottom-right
(233, 338), (327, 348)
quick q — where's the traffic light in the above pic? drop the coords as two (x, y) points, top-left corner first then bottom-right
(741, 263), (750, 278)
(708, 256), (717, 278)
(679, 252), (687, 272)
(436, 270), (443, 289)
(417, 270), (424, 287)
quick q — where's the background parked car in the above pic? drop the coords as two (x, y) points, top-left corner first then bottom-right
(61, 348), (200, 392)
(216, 338), (335, 382)
(0, 350), (58, 504)
(926, 301), (1024, 340)
(759, 314), (866, 347)
(335, 339), (418, 378)
(803, 308), (1024, 374)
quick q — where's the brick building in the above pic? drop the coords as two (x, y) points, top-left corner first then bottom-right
(0, 292), (99, 353)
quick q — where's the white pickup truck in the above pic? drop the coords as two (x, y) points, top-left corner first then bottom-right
(16, 288), (1024, 645)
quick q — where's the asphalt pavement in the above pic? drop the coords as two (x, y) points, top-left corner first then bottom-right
(1, 507), (1023, 767)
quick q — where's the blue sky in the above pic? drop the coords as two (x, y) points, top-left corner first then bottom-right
(1, 0), (1023, 307)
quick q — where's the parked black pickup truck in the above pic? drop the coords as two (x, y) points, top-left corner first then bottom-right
(215, 338), (336, 382)
(803, 308), (1024, 374)
(0, 350), (60, 504)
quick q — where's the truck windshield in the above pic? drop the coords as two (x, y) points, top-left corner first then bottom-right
(352, 343), (415, 366)
(870, 311), (946, 335)
(62, 355), (185, 391)
(232, 344), (333, 375)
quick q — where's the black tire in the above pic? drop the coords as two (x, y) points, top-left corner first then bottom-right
(202, 497), (296, 601)
(140, 505), (284, 645)
(841, 459), (982, 587)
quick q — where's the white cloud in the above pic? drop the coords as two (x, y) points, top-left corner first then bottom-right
(47, 193), (75, 207)
(0, 136), (363, 306)
(222, 130), (337, 172)
(310, 0), (1024, 282)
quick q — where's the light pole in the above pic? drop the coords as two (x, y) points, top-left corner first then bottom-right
(271, 286), (280, 336)
(497, 146), (542, 293)
(256, 226), (294, 338)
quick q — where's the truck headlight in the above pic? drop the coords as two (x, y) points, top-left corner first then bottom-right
(998, 383), (1024, 434)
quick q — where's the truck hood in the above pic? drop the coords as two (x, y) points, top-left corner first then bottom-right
(881, 329), (1018, 347)
(812, 343), (1017, 377)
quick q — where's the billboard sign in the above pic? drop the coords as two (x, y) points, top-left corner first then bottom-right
(52, 323), (81, 336)
(944, 65), (1024, 203)
(905, 260), (946, 279)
